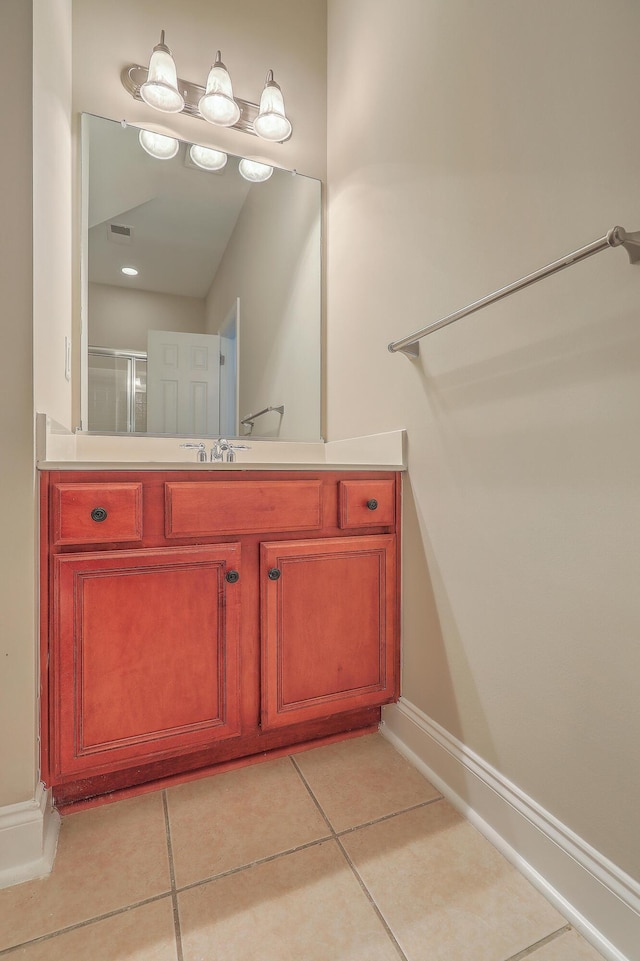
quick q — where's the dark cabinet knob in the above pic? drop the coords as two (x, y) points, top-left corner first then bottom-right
(366, 499), (378, 511)
(90, 507), (108, 522)
(268, 568), (281, 581)
(225, 570), (240, 584)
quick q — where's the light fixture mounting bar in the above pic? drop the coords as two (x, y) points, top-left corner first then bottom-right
(121, 64), (259, 136)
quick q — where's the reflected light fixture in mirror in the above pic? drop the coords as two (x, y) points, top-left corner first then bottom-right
(238, 158), (273, 182)
(139, 31), (185, 113)
(138, 128), (179, 159)
(121, 266), (138, 276)
(189, 143), (228, 171)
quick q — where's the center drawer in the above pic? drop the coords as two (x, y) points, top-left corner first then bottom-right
(164, 480), (324, 537)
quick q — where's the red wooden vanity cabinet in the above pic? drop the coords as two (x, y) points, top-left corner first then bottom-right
(40, 469), (401, 805)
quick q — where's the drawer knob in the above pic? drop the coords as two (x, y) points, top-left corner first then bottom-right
(90, 507), (108, 523)
(225, 570), (240, 584)
(268, 568), (281, 581)
(366, 499), (378, 511)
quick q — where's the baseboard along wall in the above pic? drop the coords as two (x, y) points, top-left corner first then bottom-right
(381, 698), (639, 961)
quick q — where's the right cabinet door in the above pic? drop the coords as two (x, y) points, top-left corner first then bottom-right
(260, 535), (398, 730)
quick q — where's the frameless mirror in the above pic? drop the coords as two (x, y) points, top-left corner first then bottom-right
(81, 113), (322, 440)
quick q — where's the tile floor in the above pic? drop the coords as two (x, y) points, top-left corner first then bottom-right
(0, 733), (606, 961)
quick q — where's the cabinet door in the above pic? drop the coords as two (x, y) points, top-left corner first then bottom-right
(260, 535), (397, 730)
(51, 544), (242, 779)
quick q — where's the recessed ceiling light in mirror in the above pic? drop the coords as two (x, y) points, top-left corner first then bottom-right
(121, 266), (139, 276)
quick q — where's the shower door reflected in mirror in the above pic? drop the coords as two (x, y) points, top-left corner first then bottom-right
(87, 348), (147, 433)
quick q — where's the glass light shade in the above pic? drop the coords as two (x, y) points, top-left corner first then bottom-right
(253, 71), (292, 142)
(198, 51), (241, 126)
(238, 158), (273, 183)
(139, 32), (185, 113)
(189, 144), (228, 171)
(138, 128), (180, 160)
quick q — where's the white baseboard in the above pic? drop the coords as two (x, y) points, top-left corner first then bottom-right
(381, 699), (639, 961)
(0, 783), (60, 890)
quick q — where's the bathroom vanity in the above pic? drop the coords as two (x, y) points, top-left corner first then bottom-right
(39, 467), (401, 805)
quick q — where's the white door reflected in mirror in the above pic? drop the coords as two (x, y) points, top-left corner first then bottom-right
(146, 330), (221, 435)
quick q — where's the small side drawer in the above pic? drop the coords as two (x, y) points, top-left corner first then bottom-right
(338, 479), (395, 529)
(52, 484), (143, 546)
(165, 480), (323, 537)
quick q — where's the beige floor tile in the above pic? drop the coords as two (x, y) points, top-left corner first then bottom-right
(341, 800), (565, 961)
(4, 897), (178, 960)
(294, 733), (440, 831)
(528, 929), (606, 961)
(179, 839), (400, 961)
(0, 792), (171, 952)
(166, 756), (330, 887)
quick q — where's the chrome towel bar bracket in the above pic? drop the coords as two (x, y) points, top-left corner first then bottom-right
(388, 225), (640, 357)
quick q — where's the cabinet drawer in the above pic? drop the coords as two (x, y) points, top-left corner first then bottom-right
(165, 480), (323, 537)
(338, 479), (395, 529)
(52, 483), (143, 546)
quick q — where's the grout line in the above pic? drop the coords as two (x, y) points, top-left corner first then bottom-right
(173, 790), (446, 897)
(175, 835), (334, 894)
(288, 752), (445, 836)
(335, 835), (410, 961)
(162, 790), (184, 961)
(288, 755), (337, 835)
(0, 893), (174, 957)
(335, 795), (444, 837)
(288, 754), (412, 961)
(502, 925), (572, 961)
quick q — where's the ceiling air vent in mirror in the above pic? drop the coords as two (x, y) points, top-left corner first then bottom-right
(107, 223), (134, 245)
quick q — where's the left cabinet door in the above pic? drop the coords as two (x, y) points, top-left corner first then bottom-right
(50, 544), (242, 780)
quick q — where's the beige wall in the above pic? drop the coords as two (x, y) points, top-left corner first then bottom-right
(205, 173), (321, 440)
(33, 0), (73, 429)
(89, 283), (206, 352)
(327, 0), (640, 880)
(0, 0), (37, 807)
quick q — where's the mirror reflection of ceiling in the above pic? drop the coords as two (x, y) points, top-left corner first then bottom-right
(88, 117), (253, 297)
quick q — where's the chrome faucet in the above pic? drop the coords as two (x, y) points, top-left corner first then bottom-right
(210, 439), (252, 463)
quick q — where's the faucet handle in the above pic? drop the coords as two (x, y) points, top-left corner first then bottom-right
(225, 442), (252, 463)
(180, 442), (207, 462)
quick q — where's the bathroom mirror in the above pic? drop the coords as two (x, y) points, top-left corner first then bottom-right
(81, 113), (322, 440)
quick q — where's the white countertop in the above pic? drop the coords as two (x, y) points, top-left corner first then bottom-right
(36, 417), (406, 472)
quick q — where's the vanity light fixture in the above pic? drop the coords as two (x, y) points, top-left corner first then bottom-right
(121, 266), (139, 276)
(254, 71), (292, 142)
(238, 158), (273, 183)
(139, 31), (185, 114)
(122, 33), (293, 141)
(188, 144), (228, 171)
(138, 128), (180, 160)
(198, 52), (241, 127)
